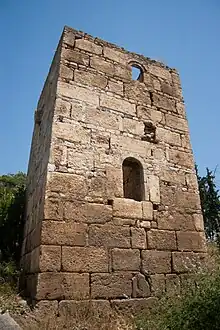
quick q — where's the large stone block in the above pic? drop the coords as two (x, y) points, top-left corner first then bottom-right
(165, 114), (189, 132)
(113, 198), (142, 219)
(88, 224), (130, 248)
(112, 248), (140, 271)
(90, 56), (115, 76)
(111, 297), (157, 315)
(36, 272), (89, 300)
(156, 127), (181, 146)
(177, 231), (207, 252)
(142, 250), (172, 274)
(74, 70), (107, 89)
(152, 93), (175, 111)
(41, 221), (87, 246)
(150, 274), (165, 297)
(132, 273), (151, 298)
(103, 46), (128, 65)
(75, 39), (102, 55)
(148, 64), (172, 81)
(39, 245), (61, 272)
(58, 81), (99, 106)
(146, 175), (160, 204)
(124, 82), (151, 105)
(147, 229), (177, 250)
(142, 201), (153, 220)
(105, 166), (124, 198)
(136, 106), (165, 124)
(131, 228), (147, 249)
(157, 210), (196, 231)
(62, 49), (90, 65)
(46, 172), (87, 201)
(53, 121), (91, 144)
(62, 246), (108, 272)
(91, 273), (132, 299)
(166, 274), (180, 295)
(168, 149), (194, 168)
(172, 252), (207, 273)
(100, 94), (136, 116)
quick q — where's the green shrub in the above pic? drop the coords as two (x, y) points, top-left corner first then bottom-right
(136, 250), (220, 330)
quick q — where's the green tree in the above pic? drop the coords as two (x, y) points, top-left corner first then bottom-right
(0, 172), (26, 265)
(196, 166), (220, 241)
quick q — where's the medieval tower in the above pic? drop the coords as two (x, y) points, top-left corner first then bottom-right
(21, 26), (206, 314)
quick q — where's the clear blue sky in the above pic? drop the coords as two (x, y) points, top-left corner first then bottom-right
(0, 0), (219, 178)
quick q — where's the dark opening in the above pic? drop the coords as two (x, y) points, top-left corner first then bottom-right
(142, 122), (157, 143)
(122, 157), (144, 201)
(131, 64), (143, 82)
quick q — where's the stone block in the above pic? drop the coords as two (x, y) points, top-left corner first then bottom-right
(113, 198), (142, 219)
(62, 49), (89, 65)
(100, 93), (136, 116)
(132, 273), (151, 298)
(168, 149), (194, 168)
(112, 248), (140, 271)
(176, 101), (186, 117)
(36, 272), (89, 300)
(47, 172), (87, 201)
(75, 39), (102, 55)
(161, 81), (173, 95)
(124, 82), (151, 105)
(147, 175), (160, 204)
(150, 274), (165, 297)
(156, 127), (181, 146)
(108, 79), (124, 96)
(137, 220), (151, 229)
(136, 106), (165, 124)
(193, 213), (204, 231)
(177, 231), (207, 252)
(131, 228), (147, 249)
(142, 201), (153, 220)
(59, 64), (73, 80)
(149, 64), (172, 81)
(152, 93), (176, 111)
(122, 117), (144, 135)
(41, 221), (87, 246)
(105, 166), (124, 198)
(74, 70), (107, 89)
(157, 210), (196, 231)
(111, 297), (157, 315)
(39, 245), (61, 272)
(115, 64), (131, 80)
(103, 47), (128, 65)
(59, 299), (111, 318)
(53, 121), (91, 144)
(58, 81), (99, 106)
(160, 168), (185, 185)
(91, 273), (132, 299)
(89, 224), (130, 248)
(62, 246), (108, 272)
(147, 229), (177, 250)
(142, 250), (171, 274)
(172, 252), (207, 273)
(44, 198), (64, 220)
(166, 274), (180, 295)
(90, 56), (115, 76)
(165, 114), (188, 132)
(111, 135), (151, 158)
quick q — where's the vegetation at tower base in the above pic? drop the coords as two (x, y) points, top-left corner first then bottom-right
(0, 172), (26, 286)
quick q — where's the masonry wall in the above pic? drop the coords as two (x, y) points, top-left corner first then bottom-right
(22, 26), (207, 315)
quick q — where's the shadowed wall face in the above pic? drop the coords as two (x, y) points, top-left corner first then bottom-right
(21, 26), (207, 315)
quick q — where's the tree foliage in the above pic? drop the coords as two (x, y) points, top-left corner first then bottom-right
(0, 172), (26, 265)
(196, 166), (220, 241)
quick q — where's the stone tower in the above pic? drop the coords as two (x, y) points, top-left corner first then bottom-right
(21, 26), (206, 314)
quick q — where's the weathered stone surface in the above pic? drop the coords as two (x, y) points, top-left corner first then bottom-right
(132, 273), (151, 298)
(152, 93), (175, 111)
(157, 210), (196, 231)
(91, 273), (132, 298)
(89, 224), (130, 248)
(62, 49), (90, 65)
(53, 121), (91, 144)
(58, 81), (99, 105)
(150, 274), (165, 297)
(100, 93), (136, 116)
(172, 252), (207, 273)
(103, 47), (128, 64)
(131, 228), (147, 249)
(74, 70), (107, 89)
(108, 79), (124, 95)
(36, 272), (89, 300)
(90, 56), (115, 76)
(168, 149), (194, 168)
(41, 221), (87, 246)
(124, 82), (151, 104)
(59, 64), (73, 80)
(113, 198), (142, 219)
(177, 231), (207, 252)
(193, 213), (204, 231)
(39, 245), (61, 272)
(142, 250), (172, 274)
(112, 248), (140, 271)
(146, 175), (160, 204)
(62, 246), (108, 272)
(137, 106), (165, 124)
(142, 201), (153, 220)
(75, 39), (102, 55)
(59, 299), (111, 318)
(149, 64), (172, 81)
(111, 297), (157, 315)
(165, 114), (188, 132)
(166, 274), (180, 295)
(147, 229), (177, 250)
(47, 172), (87, 201)
(157, 127), (181, 146)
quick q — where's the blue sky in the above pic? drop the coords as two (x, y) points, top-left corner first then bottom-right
(0, 0), (219, 178)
